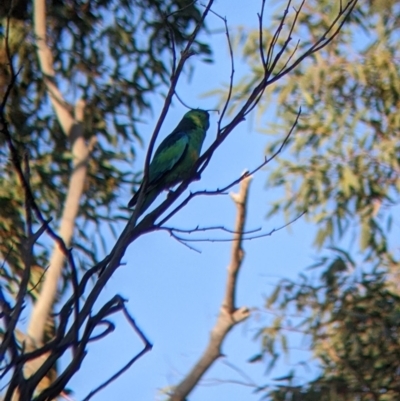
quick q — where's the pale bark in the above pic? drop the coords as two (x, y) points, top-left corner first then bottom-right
(169, 175), (252, 401)
(25, 0), (90, 371)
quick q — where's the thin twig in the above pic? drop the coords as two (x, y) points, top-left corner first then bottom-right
(165, 210), (306, 243)
(80, 300), (152, 401)
(168, 176), (252, 401)
(158, 108), (301, 227)
(207, 8), (235, 132)
(257, 0), (267, 68)
(161, 223), (261, 235)
(131, 0), (215, 225)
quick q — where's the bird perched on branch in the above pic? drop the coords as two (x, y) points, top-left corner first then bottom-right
(128, 109), (210, 215)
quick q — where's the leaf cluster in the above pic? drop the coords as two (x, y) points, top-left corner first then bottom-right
(217, 0), (400, 265)
(258, 254), (400, 401)
(0, 0), (211, 285)
(222, 2), (400, 399)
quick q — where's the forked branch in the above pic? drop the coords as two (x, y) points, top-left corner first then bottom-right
(168, 176), (252, 401)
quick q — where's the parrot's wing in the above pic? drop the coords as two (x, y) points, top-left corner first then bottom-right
(128, 132), (189, 209)
(148, 132), (189, 186)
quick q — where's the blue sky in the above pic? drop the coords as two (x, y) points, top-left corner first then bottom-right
(64, 1), (322, 400)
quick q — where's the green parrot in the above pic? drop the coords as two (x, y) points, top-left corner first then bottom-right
(128, 109), (210, 215)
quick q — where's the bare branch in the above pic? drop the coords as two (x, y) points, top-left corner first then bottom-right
(267, 0), (301, 75)
(207, 8), (235, 132)
(166, 212), (305, 243)
(81, 302), (152, 401)
(168, 176), (252, 401)
(131, 0), (215, 223)
(224, 175), (251, 313)
(0, 1), (358, 399)
(201, 359), (262, 390)
(264, 0), (289, 73)
(270, 0), (357, 84)
(0, 286), (20, 367)
(157, 108), (300, 228)
(167, 233), (203, 253)
(127, 2), (357, 237)
(161, 223), (261, 236)
(257, 0), (267, 68)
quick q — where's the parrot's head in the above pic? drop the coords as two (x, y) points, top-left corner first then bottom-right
(185, 109), (210, 131)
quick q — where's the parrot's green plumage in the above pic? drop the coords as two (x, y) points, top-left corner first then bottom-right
(128, 109), (210, 214)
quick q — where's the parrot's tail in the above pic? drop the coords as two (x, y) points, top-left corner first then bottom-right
(127, 187), (160, 215)
(128, 192), (138, 208)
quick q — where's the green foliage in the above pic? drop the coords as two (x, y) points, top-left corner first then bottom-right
(218, 0), (400, 264)
(257, 255), (400, 401)
(217, 1), (400, 399)
(0, 0), (211, 281)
